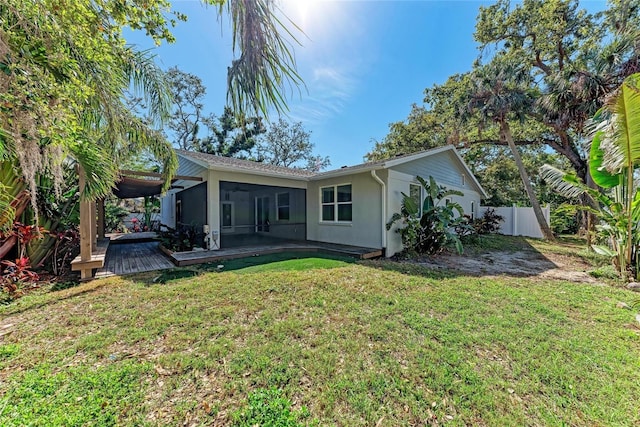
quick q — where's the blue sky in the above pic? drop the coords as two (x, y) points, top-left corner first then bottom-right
(128, 0), (607, 168)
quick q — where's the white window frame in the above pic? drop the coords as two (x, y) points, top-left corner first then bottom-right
(276, 192), (290, 221)
(470, 201), (476, 220)
(320, 183), (352, 223)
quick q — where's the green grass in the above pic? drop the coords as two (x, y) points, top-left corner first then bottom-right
(200, 251), (355, 273)
(1, 245), (639, 425)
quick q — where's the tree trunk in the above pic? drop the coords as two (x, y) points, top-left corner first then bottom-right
(502, 124), (556, 241)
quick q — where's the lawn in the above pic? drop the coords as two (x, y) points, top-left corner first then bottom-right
(1, 243), (639, 425)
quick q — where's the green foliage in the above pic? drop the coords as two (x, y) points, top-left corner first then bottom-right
(165, 68), (266, 157)
(551, 205), (580, 235)
(232, 387), (311, 427)
(387, 176), (467, 255)
(1, 0), (178, 207)
(471, 208), (504, 235)
(0, 0), (305, 214)
(198, 107), (266, 158)
(368, 0), (640, 211)
(588, 265), (620, 280)
(159, 224), (202, 252)
(542, 73), (640, 280)
(104, 203), (129, 233)
(143, 196), (160, 230)
(254, 118), (331, 171)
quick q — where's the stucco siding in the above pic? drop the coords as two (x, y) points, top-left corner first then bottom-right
(307, 172), (383, 249)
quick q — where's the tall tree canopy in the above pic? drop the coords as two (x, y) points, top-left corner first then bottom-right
(368, 0), (640, 187)
(255, 119), (331, 171)
(0, 0), (303, 221)
(164, 67), (265, 157)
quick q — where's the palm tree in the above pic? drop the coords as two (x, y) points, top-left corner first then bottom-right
(465, 57), (555, 241)
(542, 73), (640, 279)
(0, 0), (303, 209)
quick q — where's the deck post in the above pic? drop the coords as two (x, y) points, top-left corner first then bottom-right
(97, 198), (105, 239)
(91, 200), (97, 248)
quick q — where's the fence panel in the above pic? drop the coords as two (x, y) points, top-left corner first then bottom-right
(479, 205), (550, 238)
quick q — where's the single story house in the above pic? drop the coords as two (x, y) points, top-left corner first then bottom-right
(159, 145), (487, 257)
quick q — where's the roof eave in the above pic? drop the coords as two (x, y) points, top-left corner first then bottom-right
(310, 164), (380, 180)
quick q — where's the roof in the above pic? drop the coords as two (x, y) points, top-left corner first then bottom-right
(113, 176), (165, 198)
(176, 145), (487, 197)
(312, 145), (456, 179)
(176, 150), (315, 179)
(312, 145), (488, 198)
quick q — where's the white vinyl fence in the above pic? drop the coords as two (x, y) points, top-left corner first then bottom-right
(479, 205), (551, 239)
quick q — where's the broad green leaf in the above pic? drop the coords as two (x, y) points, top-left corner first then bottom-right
(592, 245), (616, 258)
(613, 73), (640, 171)
(401, 192), (419, 217)
(589, 130), (620, 188)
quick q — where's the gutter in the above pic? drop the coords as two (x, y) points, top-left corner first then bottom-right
(370, 170), (387, 251)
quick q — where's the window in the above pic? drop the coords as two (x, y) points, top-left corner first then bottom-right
(321, 184), (352, 222)
(277, 192), (290, 221)
(409, 183), (422, 217)
(461, 174), (466, 186)
(470, 201), (476, 220)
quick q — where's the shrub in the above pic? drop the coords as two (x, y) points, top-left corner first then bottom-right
(472, 208), (504, 234)
(158, 224), (202, 252)
(387, 176), (469, 255)
(104, 203), (129, 233)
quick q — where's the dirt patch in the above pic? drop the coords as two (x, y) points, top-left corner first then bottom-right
(412, 250), (600, 283)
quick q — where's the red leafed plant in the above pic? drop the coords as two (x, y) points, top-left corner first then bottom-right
(1, 257), (39, 297)
(0, 222), (45, 299)
(12, 222), (46, 258)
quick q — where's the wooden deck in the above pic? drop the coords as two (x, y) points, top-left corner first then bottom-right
(71, 238), (110, 277)
(169, 240), (383, 267)
(95, 241), (174, 278)
(93, 236), (382, 277)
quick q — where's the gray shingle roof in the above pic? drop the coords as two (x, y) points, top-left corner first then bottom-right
(176, 150), (316, 178)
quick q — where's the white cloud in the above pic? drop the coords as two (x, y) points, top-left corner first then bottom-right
(286, 65), (357, 123)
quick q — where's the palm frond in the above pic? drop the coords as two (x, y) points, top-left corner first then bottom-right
(540, 164), (589, 199)
(122, 48), (172, 126)
(224, 0), (304, 117)
(67, 139), (117, 201)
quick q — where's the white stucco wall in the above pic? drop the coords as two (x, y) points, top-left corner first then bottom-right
(307, 171), (384, 250)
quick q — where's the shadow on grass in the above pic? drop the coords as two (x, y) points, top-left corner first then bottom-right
(0, 278), (115, 317)
(362, 235), (580, 280)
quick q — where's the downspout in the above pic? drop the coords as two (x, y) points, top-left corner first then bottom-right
(370, 170), (387, 252)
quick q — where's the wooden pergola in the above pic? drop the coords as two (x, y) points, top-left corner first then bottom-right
(71, 168), (202, 280)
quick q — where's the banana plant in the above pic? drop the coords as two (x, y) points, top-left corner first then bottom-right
(542, 73), (640, 280)
(387, 175), (467, 255)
